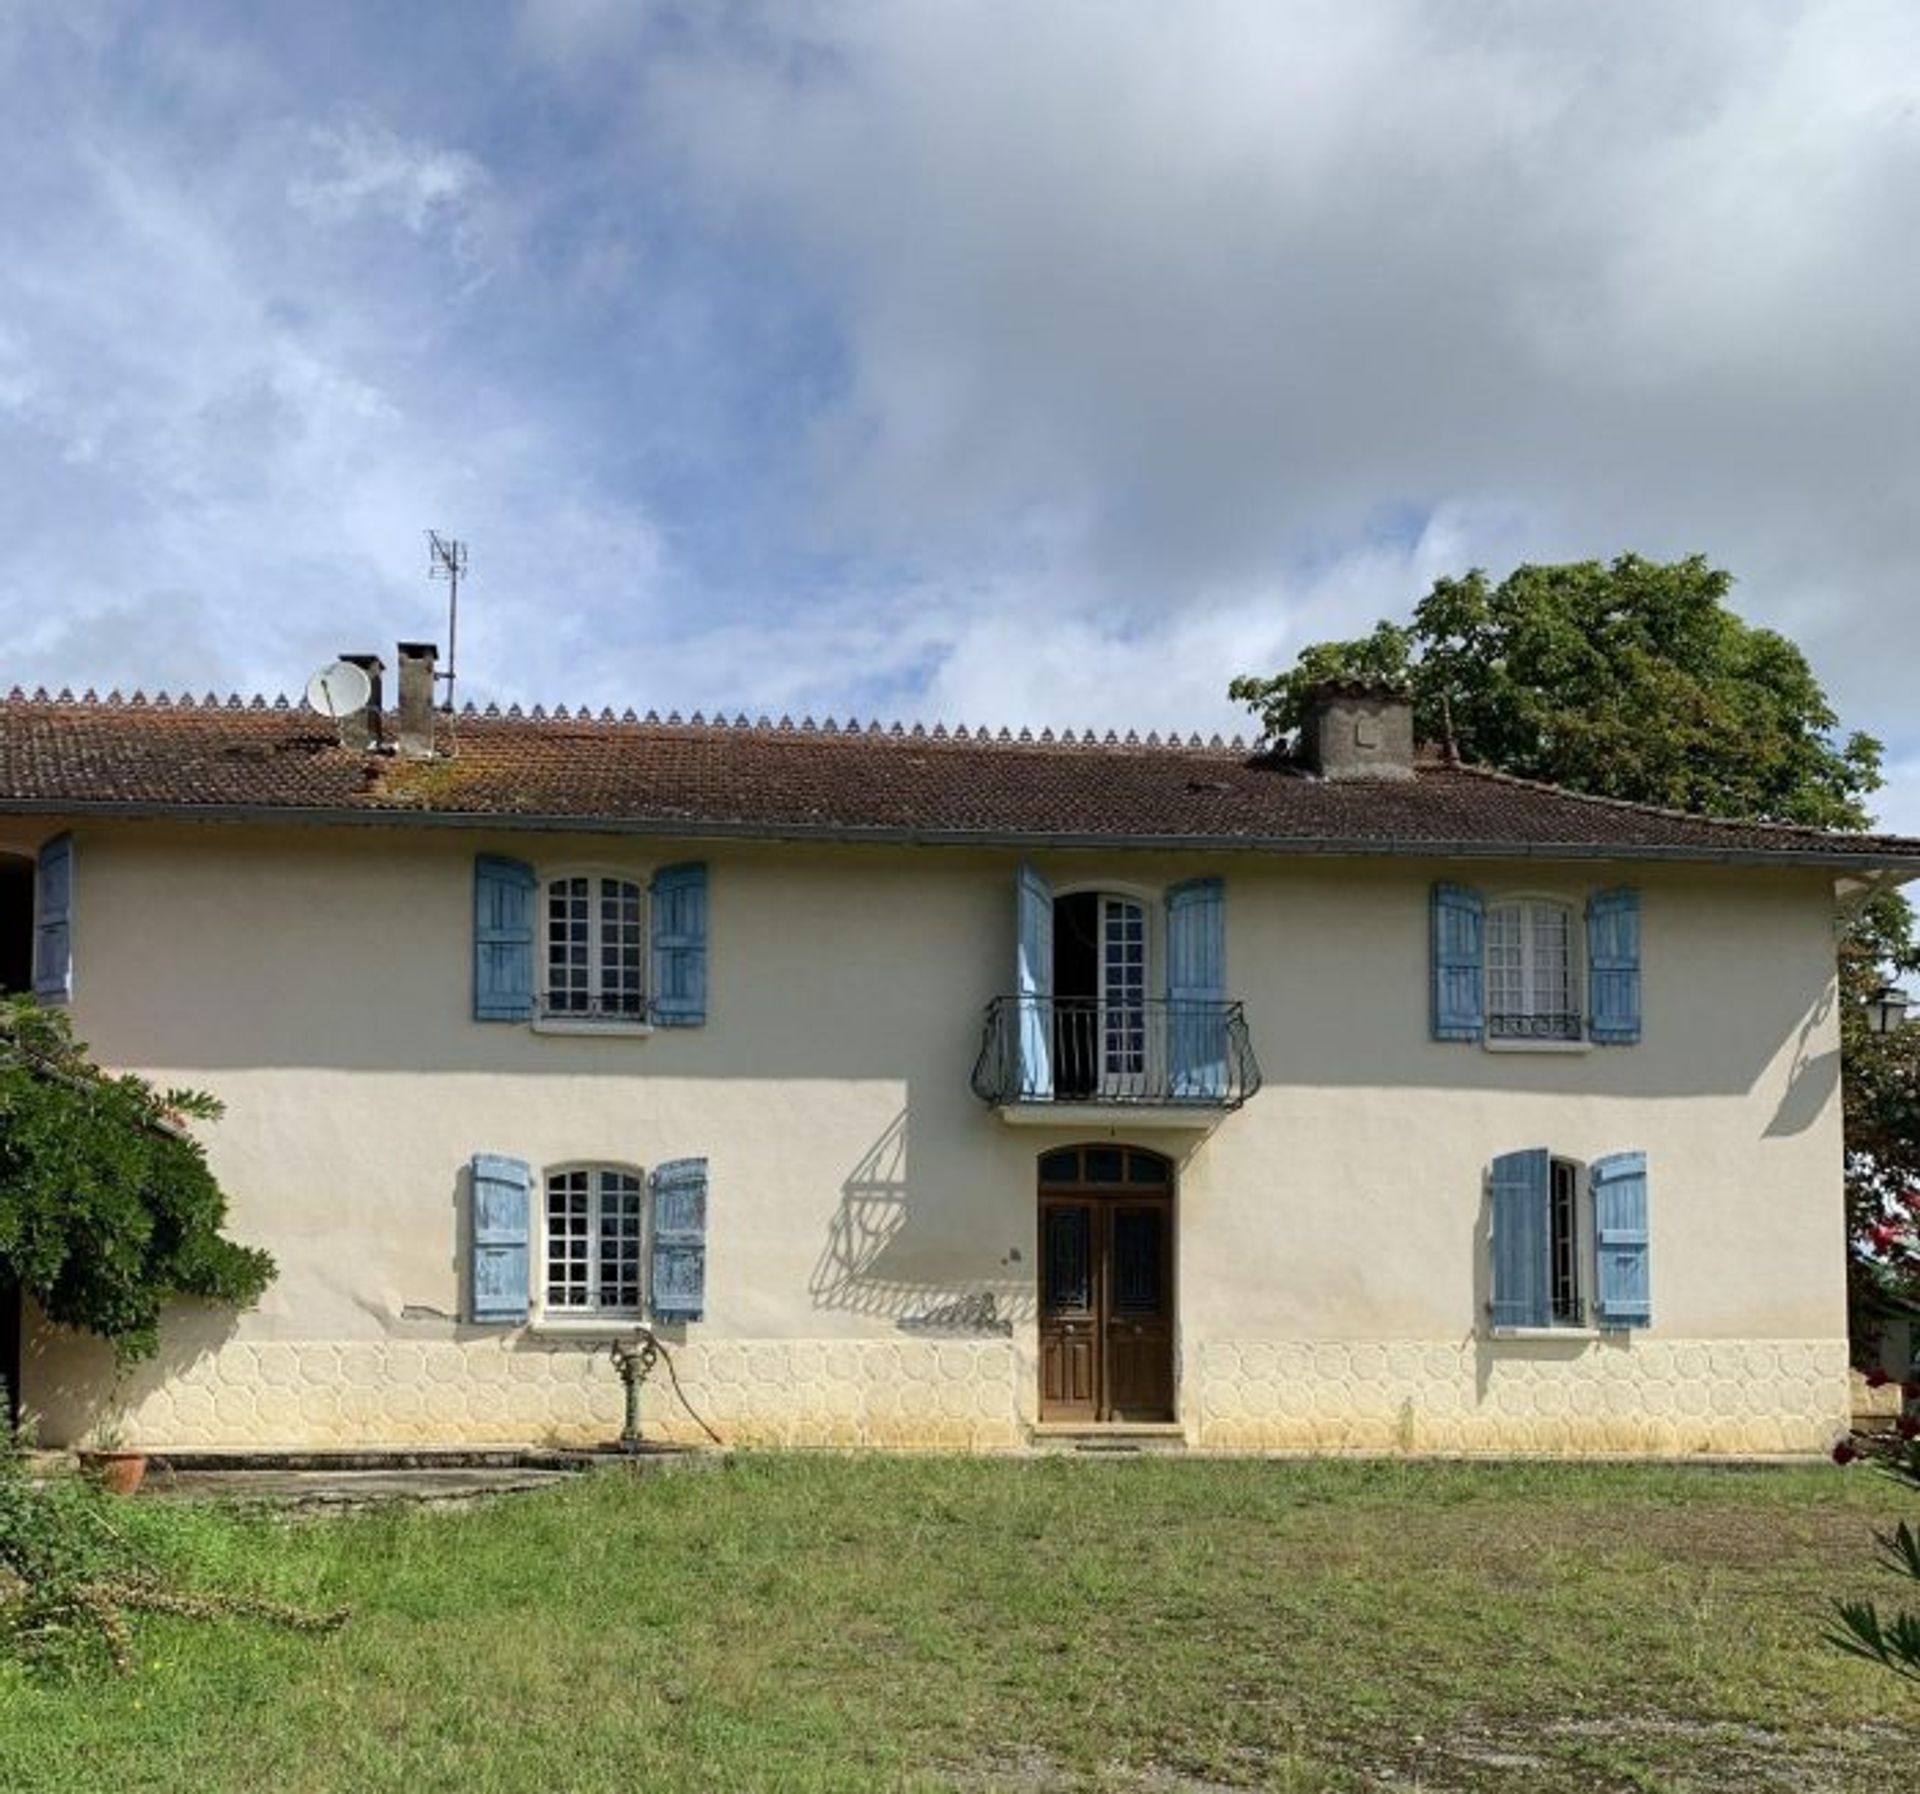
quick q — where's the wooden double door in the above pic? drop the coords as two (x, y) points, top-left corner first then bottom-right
(1038, 1146), (1175, 1423)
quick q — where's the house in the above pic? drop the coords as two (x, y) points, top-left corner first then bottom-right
(2, 651), (1917, 1456)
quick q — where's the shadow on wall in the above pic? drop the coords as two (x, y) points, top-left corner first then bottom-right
(1766, 980), (1839, 1139)
(20, 1298), (245, 1447)
(810, 1108), (1032, 1329)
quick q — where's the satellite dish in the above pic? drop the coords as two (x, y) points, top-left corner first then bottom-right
(304, 660), (373, 719)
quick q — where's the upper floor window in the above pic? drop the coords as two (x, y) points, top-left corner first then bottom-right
(472, 854), (707, 1030)
(545, 875), (645, 1020)
(1431, 882), (1640, 1049)
(1485, 898), (1579, 1042)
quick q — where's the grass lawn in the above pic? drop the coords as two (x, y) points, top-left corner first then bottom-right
(1, 1455), (1915, 1792)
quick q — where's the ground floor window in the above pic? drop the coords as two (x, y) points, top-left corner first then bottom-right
(1548, 1157), (1584, 1325)
(544, 1167), (644, 1315)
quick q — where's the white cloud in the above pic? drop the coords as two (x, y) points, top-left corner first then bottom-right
(0, 1), (1914, 833)
(289, 116), (493, 251)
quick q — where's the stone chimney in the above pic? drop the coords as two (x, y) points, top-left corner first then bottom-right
(338, 654), (385, 752)
(396, 642), (438, 761)
(1298, 681), (1415, 781)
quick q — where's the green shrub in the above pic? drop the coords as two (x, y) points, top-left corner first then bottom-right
(0, 996), (272, 1360)
(1829, 1415), (1920, 1684)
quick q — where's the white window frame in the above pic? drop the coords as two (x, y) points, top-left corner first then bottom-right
(536, 1161), (648, 1329)
(1484, 895), (1587, 1052)
(534, 865), (653, 1035)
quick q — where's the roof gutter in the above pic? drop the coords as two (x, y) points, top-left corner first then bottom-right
(5, 797), (1920, 874)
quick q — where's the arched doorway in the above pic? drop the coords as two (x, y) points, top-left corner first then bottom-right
(1037, 1144), (1175, 1423)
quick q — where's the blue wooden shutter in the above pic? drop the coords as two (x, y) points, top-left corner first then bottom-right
(1489, 1148), (1551, 1328)
(650, 863), (708, 1026)
(650, 1157), (708, 1322)
(473, 855), (535, 1021)
(1586, 888), (1642, 1044)
(1015, 864), (1053, 1099)
(1591, 1150), (1651, 1328)
(1431, 882), (1485, 1041)
(32, 833), (72, 1004)
(1166, 877), (1227, 1098)
(470, 1153), (531, 1323)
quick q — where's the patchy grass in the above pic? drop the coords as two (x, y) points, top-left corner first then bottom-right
(0, 1456), (1914, 1791)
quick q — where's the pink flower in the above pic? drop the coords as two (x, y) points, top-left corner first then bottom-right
(1833, 1440), (1861, 1464)
(1865, 1367), (1893, 1388)
(1899, 1415), (1920, 1441)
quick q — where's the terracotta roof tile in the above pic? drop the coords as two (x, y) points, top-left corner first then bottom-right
(1, 692), (1917, 867)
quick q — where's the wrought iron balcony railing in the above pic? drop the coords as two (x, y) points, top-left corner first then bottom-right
(1488, 1009), (1583, 1042)
(970, 996), (1261, 1111)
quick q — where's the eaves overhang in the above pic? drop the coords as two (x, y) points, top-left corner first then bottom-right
(5, 795), (1920, 874)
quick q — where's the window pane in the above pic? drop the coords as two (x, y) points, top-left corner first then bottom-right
(1102, 898), (1147, 1076)
(1084, 1147), (1126, 1184)
(546, 1171), (591, 1307)
(596, 1171), (644, 1311)
(1550, 1158), (1581, 1325)
(547, 878), (591, 1012)
(597, 879), (646, 1016)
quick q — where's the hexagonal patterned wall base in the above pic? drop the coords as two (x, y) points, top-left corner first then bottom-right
(1194, 1338), (1851, 1455)
(25, 1332), (1849, 1455)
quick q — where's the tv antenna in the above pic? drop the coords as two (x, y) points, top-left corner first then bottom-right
(427, 531), (466, 714)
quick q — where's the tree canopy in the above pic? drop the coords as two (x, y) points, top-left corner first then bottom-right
(1230, 555), (1884, 830)
(1234, 554), (1920, 1342)
(0, 997), (273, 1364)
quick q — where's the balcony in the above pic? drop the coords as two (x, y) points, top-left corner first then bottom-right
(971, 996), (1261, 1124)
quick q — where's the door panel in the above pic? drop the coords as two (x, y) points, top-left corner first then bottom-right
(1038, 1189), (1174, 1424)
(1039, 1202), (1099, 1421)
(1106, 1202), (1173, 1421)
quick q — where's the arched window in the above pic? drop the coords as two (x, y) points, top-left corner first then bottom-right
(543, 1165), (645, 1316)
(1486, 898), (1579, 1041)
(544, 874), (645, 1018)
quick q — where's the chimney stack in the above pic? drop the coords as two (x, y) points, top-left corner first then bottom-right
(1297, 682), (1415, 781)
(396, 642), (439, 761)
(338, 654), (385, 751)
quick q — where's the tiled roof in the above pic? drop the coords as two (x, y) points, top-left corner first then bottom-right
(2, 689), (1918, 867)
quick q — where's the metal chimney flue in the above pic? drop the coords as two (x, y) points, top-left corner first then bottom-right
(396, 642), (438, 761)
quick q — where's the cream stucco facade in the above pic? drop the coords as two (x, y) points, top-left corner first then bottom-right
(6, 816), (1855, 1456)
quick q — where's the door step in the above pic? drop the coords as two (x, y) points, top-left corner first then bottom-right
(1029, 1423), (1187, 1454)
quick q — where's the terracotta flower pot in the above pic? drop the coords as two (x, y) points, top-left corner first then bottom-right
(78, 1450), (148, 1496)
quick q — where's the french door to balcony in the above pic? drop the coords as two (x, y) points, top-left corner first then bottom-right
(1097, 896), (1148, 1098)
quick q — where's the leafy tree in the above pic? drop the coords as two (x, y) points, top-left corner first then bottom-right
(0, 996), (273, 1364)
(1230, 555), (1883, 828)
(1233, 554), (1920, 1332)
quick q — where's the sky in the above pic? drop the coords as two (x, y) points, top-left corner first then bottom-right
(1, 1), (1917, 828)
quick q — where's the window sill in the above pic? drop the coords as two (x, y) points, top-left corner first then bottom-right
(1483, 1036), (1591, 1055)
(526, 1317), (649, 1338)
(1487, 1326), (1602, 1341)
(530, 1017), (654, 1038)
